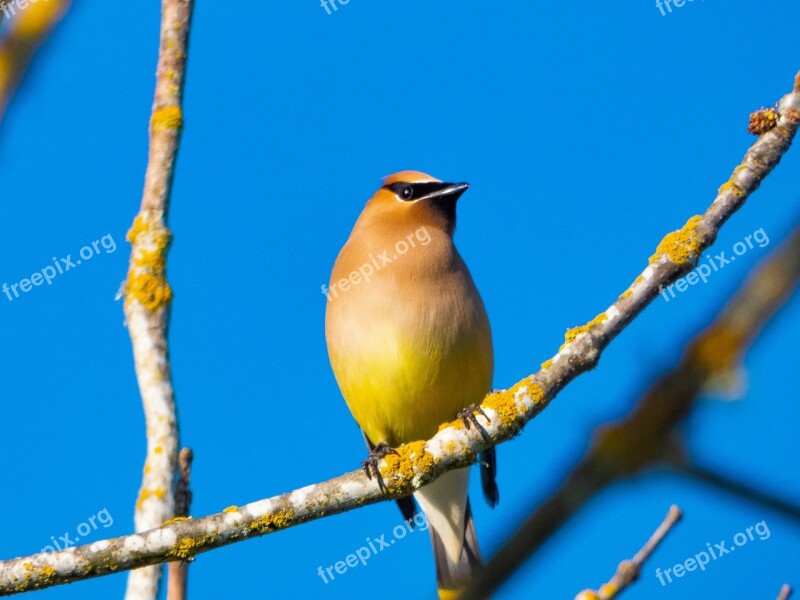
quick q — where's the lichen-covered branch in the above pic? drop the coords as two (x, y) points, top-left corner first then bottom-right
(0, 0), (70, 123)
(574, 506), (683, 600)
(461, 221), (800, 599)
(122, 2), (193, 599)
(0, 71), (797, 597)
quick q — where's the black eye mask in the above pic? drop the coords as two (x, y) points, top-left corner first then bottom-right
(383, 181), (453, 202)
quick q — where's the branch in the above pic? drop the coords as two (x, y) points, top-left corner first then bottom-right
(778, 584), (793, 600)
(671, 461), (800, 522)
(122, 1), (193, 599)
(0, 71), (798, 597)
(462, 219), (800, 598)
(0, 0), (70, 123)
(166, 449), (194, 600)
(574, 505), (682, 600)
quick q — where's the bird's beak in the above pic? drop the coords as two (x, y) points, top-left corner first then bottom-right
(418, 182), (470, 202)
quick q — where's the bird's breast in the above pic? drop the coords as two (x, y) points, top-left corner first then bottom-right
(325, 250), (493, 446)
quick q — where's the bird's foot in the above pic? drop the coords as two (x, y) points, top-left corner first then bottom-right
(458, 404), (491, 441)
(362, 442), (399, 493)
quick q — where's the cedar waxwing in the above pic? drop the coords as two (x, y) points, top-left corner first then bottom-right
(325, 170), (497, 598)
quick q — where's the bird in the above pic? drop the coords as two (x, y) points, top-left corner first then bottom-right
(324, 170), (497, 598)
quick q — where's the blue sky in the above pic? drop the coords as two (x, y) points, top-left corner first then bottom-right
(1, 1), (798, 598)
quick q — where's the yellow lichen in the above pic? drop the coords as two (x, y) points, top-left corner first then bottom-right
(169, 529), (221, 561)
(173, 537), (198, 560)
(252, 509), (295, 534)
(447, 418), (466, 431)
(223, 506), (239, 513)
(151, 106), (183, 132)
(599, 581), (619, 596)
(126, 215), (149, 244)
(563, 313), (609, 348)
(717, 166), (748, 198)
(40, 565), (57, 579)
(540, 358), (553, 370)
(620, 289), (633, 299)
(125, 215), (173, 311)
(382, 440), (435, 490)
(718, 180), (745, 198)
(136, 486), (167, 511)
(162, 516), (191, 526)
(483, 380), (545, 429)
(127, 268), (173, 310)
(649, 215), (704, 266)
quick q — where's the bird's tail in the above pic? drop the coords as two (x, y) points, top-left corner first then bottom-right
(413, 468), (482, 599)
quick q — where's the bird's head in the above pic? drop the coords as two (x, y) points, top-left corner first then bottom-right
(364, 170), (469, 237)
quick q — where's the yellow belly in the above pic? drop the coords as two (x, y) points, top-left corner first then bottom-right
(327, 300), (493, 447)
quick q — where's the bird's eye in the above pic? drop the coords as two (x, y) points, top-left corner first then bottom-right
(399, 184), (414, 200)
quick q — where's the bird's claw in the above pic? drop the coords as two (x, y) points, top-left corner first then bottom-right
(362, 442), (398, 493)
(458, 404), (491, 441)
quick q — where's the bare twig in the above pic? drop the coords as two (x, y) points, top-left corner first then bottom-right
(574, 506), (682, 600)
(122, 1), (193, 599)
(778, 584), (793, 600)
(174, 448), (194, 520)
(0, 71), (798, 597)
(462, 221), (800, 599)
(166, 449), (194, 600)
(671, 462), (800, 522)
(0, 0), (70, 123)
